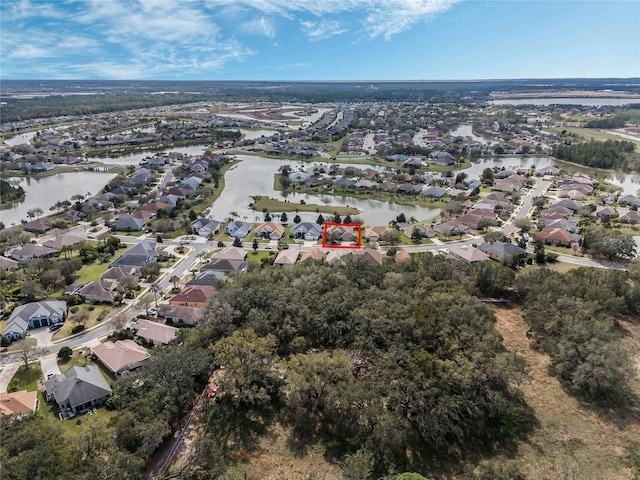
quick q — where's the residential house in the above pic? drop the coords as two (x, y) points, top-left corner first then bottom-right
(44, 366), (112, 415)
(325, 225), (356, 244)
(157, 304), (202, 326)
(187, 270), (227, 287)
(77, 281), (117, 304)
(448, 245), (490, 264)
(478, 241), (526, 265)
(191, 218), (221, 237)
(290, 171), (312, 183)
(428, 151), (455, 166)
(492, 175), (526, 192)
(42, 235), (85, 250)
(354, 248), (382, 266)
(3, 300), (67, 340)
(394, 250), (411, 262)
(91, 340), (150, 375)
(326, 249), (349, 265)
(399, 224), (436, 239)
(365, 226), (390, 243)
(22, 218), (52, 234)
(595, 206), (618, 218)
(201, 247), (247, 274)
(255, 222), (285, 240)
(291, 222), (323, 241)
(168, 285), (216, 308)
(133, 319), (178, 345)
(432, 221), (470, 237)
(111, 241), (158, 269)
(115, 214), (146, 232)
(420, 186), (446, 198)
(274, 249), (299, 266)
(8, 243), (59, 261)
(534, 228), (574, 247)
(225, 220), (252, 239)
(300, 248), (325, 263)
(0, 390), (39, 419)
(0, 256), (18, 270)
(620, 210), (640, 224)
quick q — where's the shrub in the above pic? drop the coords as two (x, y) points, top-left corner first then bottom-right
(71, 324), (85, 334)
(88, 305), (95, 311)
(97, 310), (108, 321)
(57, 346), (73, 359)
(70, 306), (79, 314)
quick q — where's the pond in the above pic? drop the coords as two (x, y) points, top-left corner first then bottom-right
(0, 171), (117, 226)
(208, 155), (441, 225)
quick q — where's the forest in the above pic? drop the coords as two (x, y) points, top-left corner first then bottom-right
(553, 138), (638, 170)
(3, 253), (638, 479)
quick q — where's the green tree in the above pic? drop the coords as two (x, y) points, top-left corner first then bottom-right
(57, 346), (73, 359)
(211, 329), (281, 408)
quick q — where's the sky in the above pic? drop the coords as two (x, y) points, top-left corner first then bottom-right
(1, 0), (639, 81)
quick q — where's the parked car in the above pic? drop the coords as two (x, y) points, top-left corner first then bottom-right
(49, 323), (63, 332)
(147, 308), (158, 316)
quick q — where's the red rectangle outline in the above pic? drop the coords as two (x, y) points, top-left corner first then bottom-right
(322, 223), (362, 249)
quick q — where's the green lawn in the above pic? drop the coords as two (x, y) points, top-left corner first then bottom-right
(75, 260), (116, 283)
(8, 363), (43, 392)
(247, 250), (278, 264)
(52, 305), (116, 341)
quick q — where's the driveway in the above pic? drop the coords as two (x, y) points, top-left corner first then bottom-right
(40, 354), (61, 379)
(0, 363), (20, 393)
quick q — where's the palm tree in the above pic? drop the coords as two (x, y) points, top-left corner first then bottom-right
(169, 275), (180, 290)
(150, 282), (161, 308)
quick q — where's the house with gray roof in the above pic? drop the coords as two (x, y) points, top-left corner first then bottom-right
(111, 241), (158, 268)
(225, 220), (252, 239)
(191, 218), (220, 236)
(291, 222), (323, 241)
(8, 243), (59, 261)
(478, 241), (526, 265)
(115, 214), (146, 231)
(44, 366), (112, 416)
(3, 300), (67, 340)
(157, 304), (203, 326)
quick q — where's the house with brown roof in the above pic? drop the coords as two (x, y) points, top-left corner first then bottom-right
(42, 235), (85, 250)
(365, 226), (389, 243)
(300, 248), (325, 263)
(91, 340), (150, 375)
(22, 218), (52, 234)
(0, 390), (39, 419)
(133, 319), (178, 345)
(9, 243), (59, 261)
(274, 249), (299, 266)
(394, 250), (411, 262)
(534, 228), (573, 247)
(354, 248), (382, 266)
(77, 281), (117, 304)
(157, 304), (202, 326)
(255, 222), (285, 240)
(168, 285), (216, 307)
(448, 245), (490, 264)
(620, 210), (640, 224)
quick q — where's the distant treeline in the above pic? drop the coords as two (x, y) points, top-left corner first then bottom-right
(584, 106), (640, 128)
(553, 139), (637, 170)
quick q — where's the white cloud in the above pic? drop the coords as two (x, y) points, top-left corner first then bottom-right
(301, 20), (347, 41)
(239, 17), (276, 38)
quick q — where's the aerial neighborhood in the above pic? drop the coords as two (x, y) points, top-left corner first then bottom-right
(0, 81), (639, 480)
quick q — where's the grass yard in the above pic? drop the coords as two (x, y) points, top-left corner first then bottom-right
(8, 363), (43, 392)
(52, 305), (117, 341)
(250, 195), (359, 216)
(247, 250), (277, 264)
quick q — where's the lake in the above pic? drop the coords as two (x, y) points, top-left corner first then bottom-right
(209, 155), (441, 225)
(0, 171), (117, 226)
(489, 98), (640, 106)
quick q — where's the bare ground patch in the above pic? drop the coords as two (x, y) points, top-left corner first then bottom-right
(492, 305), (639, 479)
